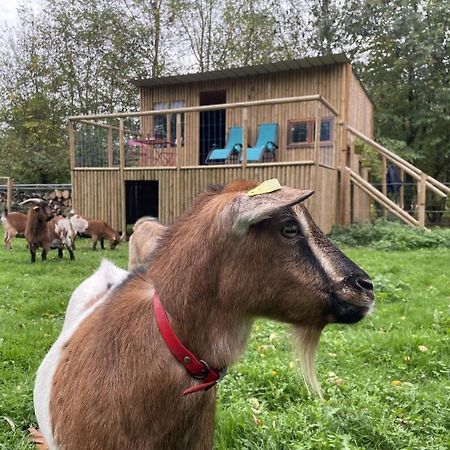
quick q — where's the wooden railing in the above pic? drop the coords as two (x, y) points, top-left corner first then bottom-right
(346, 126), (449, 227)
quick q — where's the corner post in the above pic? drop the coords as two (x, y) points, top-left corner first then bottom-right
(119, 118), (126, 234)
(241, 108), (248, 175)
(176, 113), (182, 217)
(313, 101), (321, 220)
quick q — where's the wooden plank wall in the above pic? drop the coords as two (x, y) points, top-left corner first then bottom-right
(139, 65), (346, 166)
(72, 164), (339, 233)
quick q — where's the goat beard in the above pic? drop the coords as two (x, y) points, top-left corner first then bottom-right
(291, 325), (324, 400)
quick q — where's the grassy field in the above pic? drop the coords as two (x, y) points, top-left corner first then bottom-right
(0, 238), (448, 449)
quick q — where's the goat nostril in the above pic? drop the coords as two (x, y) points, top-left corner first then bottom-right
(357, 278), (374, 291)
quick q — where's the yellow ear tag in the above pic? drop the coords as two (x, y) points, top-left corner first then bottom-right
(247, 179), (282, 197)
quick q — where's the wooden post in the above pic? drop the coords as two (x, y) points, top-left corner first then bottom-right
(313, 102), (321, 220)
(176, 113), (182, 217)
(6, 177), (12, 212)
(119, 119), (126, 233)
(399, 169), (404, 209)
(241, 108), (248, 174)
(381, 155), (387, 218)
(108, 126), (113, 167)
(338, 122), (351, 226)
(68, 121), (75, 170)
(166, 113), (172, 150)
(418, 172), (426, 227)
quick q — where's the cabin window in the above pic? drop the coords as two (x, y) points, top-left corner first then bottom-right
(153, 102), (167, 139)
(288, 117), (333, 146)
(153, 101), (185, 145)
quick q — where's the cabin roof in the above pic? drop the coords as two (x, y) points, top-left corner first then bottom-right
(131, 53), (350, 88)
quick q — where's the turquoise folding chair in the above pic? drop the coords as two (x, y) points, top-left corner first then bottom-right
(205, 126), (243, 164)
(240, 123), (278, 162)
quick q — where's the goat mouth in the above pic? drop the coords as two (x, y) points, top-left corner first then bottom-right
(327, 291), (374, 324)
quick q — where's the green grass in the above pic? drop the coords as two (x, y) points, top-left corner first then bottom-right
(0, 239), (449, 449)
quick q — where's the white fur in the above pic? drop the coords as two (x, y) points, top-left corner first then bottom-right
(33, 260), (128, 449)
(69, 214), (88, 234)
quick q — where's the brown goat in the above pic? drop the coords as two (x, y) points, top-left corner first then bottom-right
(70, 214), (123, 250)
(128, 216), (167, 271)
(21, 199), (53, 263)
(1, 210), (27, 249)
(34, 180), (374, 449)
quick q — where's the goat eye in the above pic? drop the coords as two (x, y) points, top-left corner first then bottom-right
(281, 224), (299, 238)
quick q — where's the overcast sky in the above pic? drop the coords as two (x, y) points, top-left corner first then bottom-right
(0, 0), (43, 26)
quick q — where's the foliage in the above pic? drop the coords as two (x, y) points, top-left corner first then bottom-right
(330, 220), (450, 250)
(0, 240), (448, 448)
(0, 0), (449, 183)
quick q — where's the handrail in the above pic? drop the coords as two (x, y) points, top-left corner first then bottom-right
(347, 126), (449, 197)
(68, 95), (339, 121)
(347, 168), (419, 227)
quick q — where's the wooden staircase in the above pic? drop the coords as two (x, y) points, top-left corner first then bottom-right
(341, 126), (449, 227)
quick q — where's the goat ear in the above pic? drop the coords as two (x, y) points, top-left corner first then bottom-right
(231, 188), (314, 237)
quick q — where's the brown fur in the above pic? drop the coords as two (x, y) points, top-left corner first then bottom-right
(128, 217), (167, 271)
(85, 219), (122, 250)
(23, 200), (53, 263)
(2, 211), (27, 249)
(49, 180), (374, 449)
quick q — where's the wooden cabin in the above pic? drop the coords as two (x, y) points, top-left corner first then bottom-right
(69, 54), (449, 233)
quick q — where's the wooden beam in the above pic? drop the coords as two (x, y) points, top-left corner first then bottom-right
(108, 126), (113, 167)
(119, 119), (126, 233)
(381, 155), (387, 219)
(6, 177), (12, 212)
(417, 173), (426, 227)
(68, 95), (339, 121)
(68, 121), (75, 170)
(241, 108), (248, 172)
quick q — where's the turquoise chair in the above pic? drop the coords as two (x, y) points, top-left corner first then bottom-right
(240, 123), (278, 162)
(205, 126), (243, 164)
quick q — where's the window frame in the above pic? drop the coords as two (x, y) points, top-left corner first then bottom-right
(287, 116), (334, 148)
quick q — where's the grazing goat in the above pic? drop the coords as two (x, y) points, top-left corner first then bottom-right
(70, 214), (123, 250)
(34, 180), (374, 449)
(21, 199), (53, 263)
(48, 216), (76, 260)
(1, 210), (27, 249)
(128, 216), (167, 271)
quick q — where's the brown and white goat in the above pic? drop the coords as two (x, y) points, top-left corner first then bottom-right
(21, 199), (54, 263)
(48, 216), (76, 260)
(70, 214), (123, 250)
(128, 216), (167, 271)
(1, 210), (27, 249)
(34, 180), (374, 449)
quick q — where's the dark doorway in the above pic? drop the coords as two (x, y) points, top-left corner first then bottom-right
(199, 90), (226, 165)
(125, 180), (159, 224)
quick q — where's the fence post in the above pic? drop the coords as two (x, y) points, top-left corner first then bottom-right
(241, 108), (248, 173)
(418, 172), (426, 227)
(68, 121), (75, 170)
(7, 177), (12, 212)
(108, 126), (113, 167)
(119, 118), (126, 234)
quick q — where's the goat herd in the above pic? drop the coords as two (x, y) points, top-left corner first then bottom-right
(1, 198), (125, 263)
(4, 180), (375, 450)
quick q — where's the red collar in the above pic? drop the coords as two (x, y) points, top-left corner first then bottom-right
(153, 291), (226, 396)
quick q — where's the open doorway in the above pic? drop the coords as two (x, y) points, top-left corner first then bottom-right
(199, 90), (226, 165)
(125, 180), (159, 226)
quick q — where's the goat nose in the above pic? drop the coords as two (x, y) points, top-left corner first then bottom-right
(356, 277), (374, 292)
